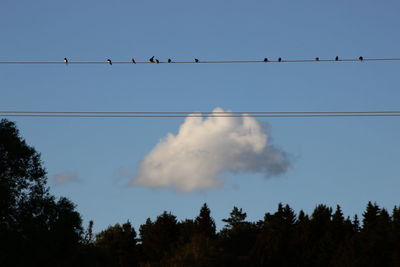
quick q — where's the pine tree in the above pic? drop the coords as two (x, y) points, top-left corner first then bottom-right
(96, 221), (138, 266)
(195, 203), (216, 237)
(332, 205), (344, 225)
(362, 201), (380, 231)
(222, 206), (247, 230)
(353, 214), (360, 232)
(139, 212), (179, 264)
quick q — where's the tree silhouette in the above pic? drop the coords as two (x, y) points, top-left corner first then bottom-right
(363, 201), (380, 231)
(222, 206), (247, 230)
(139, 212), (179, 264)
(252, 203), (297, 266)
(195, 203), (216, 237)
(0, 119), (82, 267)
(220, 206), (257, 266)
(0, 119), (47, 227)
(2, 119), (400, 266)
(95, 221), (138, 267)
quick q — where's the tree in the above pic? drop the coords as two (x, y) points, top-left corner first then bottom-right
(195, 203), (216, 237)
(308, 205), (334, 266)
(353, 214), (360, 232)
(220, 206), (256, 266)
(167, 234), (219, 267)
(95, 221), (138, 267)
(139, 212), (180, 264)
(362, 201), (380, 231)
(222, 206), (247, 230)
(165, 204), (219, 266)
(83, 220), (95, 244)
(392, 206), (400, 232)
(0, 119), (82, 266)
(391, 206), (400, 265)
(0, 119), (47, 228)
(252, 203), (297, 266)
(332, 205), (344, 225)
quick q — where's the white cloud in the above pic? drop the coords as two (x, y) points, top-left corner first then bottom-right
(132, 108), (291, 192)
(53, 172), (79, 185)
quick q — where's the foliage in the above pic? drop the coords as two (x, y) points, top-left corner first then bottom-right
(0, 119), (82, 267)
(2, 119), (400, 266)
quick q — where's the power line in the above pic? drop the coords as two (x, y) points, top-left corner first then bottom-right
(1, 110), (400, 114)
(1, 110), (400, 118)
(1, 57), (400, 65)
(2, 114), (400, 118)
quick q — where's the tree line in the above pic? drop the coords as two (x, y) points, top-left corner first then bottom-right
(1, 119), (399, 267)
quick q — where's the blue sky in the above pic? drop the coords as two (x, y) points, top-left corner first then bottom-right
(1, 0), (400, 231)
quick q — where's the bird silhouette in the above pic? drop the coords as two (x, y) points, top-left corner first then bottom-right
(63, 58), (68, 64)
(149, 56), (155, 63)
(132, 58), (136, 64)
(156, 59), (160, 64)
(195, 58), (199, 63)
(278, 57), (282, 62)
(168, 59), (172, 63)
(359, 56), (364, 61)
(264, 58), (268, 62)
(107, 59), (112, 65)
(315, 57), (319, 61)
(335, 56), (339, 61)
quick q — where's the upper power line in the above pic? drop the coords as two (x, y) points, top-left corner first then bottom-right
(1, 110), (400, 118)
(1, 57), (400, 65)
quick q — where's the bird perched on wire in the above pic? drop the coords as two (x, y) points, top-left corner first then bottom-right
(335, 56), (339, 61)
(359, 56), (363, 61)
(263, 58), (268, 62)
(132, 58), (136, 64)
(278, 57), (282, 62)
(63, 58), (68, 64)
(315, 57), (319, 61)
(195, 58), (199, 63)
(156, 59), (160, 64)
(168, 59), (172, 63)
(149, 56), (155, 63)
(107, 59), (112, 65)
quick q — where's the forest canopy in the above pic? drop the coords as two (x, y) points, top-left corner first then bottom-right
(1, 119), (399, 267)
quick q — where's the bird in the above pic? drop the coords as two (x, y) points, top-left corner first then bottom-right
(107, 59), (112, 65)
(195, 58), (199, 63)
(63, 58), (68, 64)
(168, 59), (172, 63)
(263, 58), (268, 62)
(359, 56), (364, 61)
(335, 56), (339, 61)
(315, 57), (319, 61)
(132, 58), (136, 64)
(149, 56), (155, 63)
(278, 57), (282, 62)
(156, 59), (160, 64)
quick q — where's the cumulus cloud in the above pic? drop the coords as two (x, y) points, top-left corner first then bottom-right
(53, 172), (79, 185)
(132, 108), (291, 192)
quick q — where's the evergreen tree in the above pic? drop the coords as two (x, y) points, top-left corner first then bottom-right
(83, 220), (95, 245)
(252, 203), (297, 266)
(195, 203), (216, 237)
(95, 221), (138, 267)
(362, 201), (380, 231)
(392, 206), (400, 231)
(222, 206), (247, 230)
(139, 212), (179, 264)
(220, 206), (255, 266)
(391, 206), (400, 266)
(353, 214), (360, 232)
(332, 205), (344, 225)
